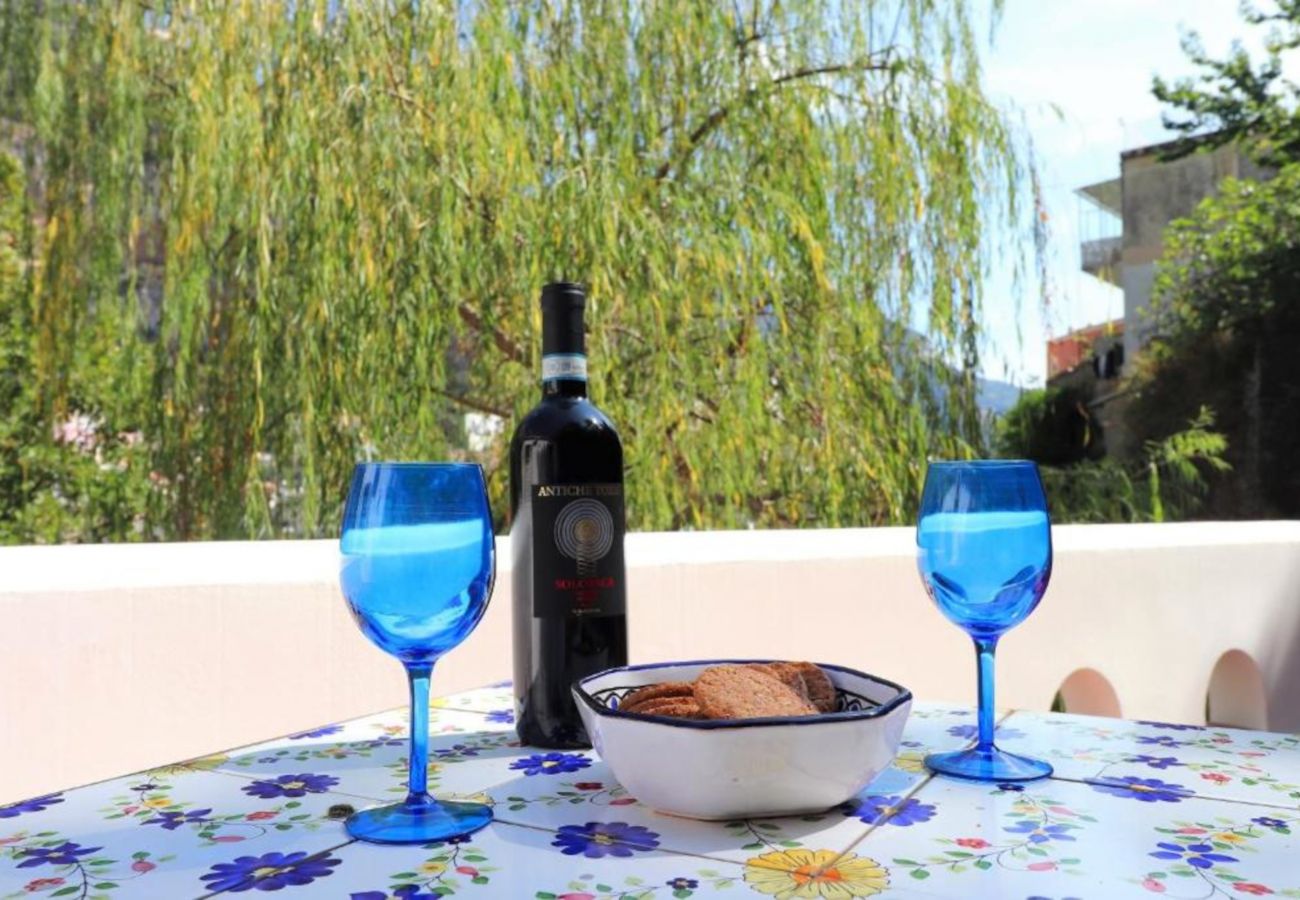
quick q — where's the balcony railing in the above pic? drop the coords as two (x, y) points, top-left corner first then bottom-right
(4, 522), (1300, 801)
(1081, 235), (1122, 282)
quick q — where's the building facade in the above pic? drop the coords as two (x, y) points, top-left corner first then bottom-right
(1077, 139), (1271, 367)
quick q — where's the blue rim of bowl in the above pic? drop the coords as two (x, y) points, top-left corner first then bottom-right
(571, 658), (912, 730)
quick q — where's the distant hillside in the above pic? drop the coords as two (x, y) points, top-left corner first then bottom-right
(977, 376), (1022, 416)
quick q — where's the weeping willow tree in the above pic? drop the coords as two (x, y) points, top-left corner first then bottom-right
(0, 0), (1036, 541)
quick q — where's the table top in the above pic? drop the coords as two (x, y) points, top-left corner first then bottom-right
(3, 686), (1299, 900)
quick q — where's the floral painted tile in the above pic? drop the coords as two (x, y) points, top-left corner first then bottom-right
(294, 819), (754, 899)
(208, 708), (524, 805)
(0, 767), (353, 899)
(429, 681), (515, 719)
(996, 711), (1300, 810)
(481, 756), (878, 866)
(849, 770), (1300, 898)
(888, 704), (1019, 788)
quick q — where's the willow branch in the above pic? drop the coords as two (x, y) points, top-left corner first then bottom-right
(457, 301), (527, 365)
(654, 57), (894, 182)
(432, 386), (509, 419)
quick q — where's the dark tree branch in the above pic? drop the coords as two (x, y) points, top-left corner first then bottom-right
(654, 57), (893, 182)
(432, 386), (509, 419)
(457, 301), (527, 365)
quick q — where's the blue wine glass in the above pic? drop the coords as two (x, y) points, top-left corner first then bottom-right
(339, 462), (496, 843)
(917, 460), (1054, 782)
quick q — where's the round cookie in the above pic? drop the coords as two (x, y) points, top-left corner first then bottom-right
(694, 665), (818, 719)
(629, 697), (704, 719)
(754, 662), (813, 703)
(618, 682), (694, 713)
(787, 661), (837, 713)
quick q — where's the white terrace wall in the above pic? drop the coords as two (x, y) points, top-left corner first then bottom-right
(2, 522), (1299, 802)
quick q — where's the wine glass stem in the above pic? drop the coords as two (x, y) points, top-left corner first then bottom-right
(406, 664), (433, 804)
(975, 637), (998, 751)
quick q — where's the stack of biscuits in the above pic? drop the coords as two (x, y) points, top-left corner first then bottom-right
(616, 662), (837, 720)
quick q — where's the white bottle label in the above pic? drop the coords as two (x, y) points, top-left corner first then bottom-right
(542, 354), (588, 382)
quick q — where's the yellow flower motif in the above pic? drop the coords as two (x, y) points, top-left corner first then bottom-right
(147, 752), (230, 776)
(143, 796), (173, 809)
(744, 849), (889, 899)
(1214, 832), (1246, 844)
(444, 791), (493, 806)
(892, 752), (926, 774)
(420, 861), (446, 875)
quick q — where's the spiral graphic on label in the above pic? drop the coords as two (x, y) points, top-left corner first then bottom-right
(554, 498), (614, 577)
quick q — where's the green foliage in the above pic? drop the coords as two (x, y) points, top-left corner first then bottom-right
(996, 384), (1101, 466)
(0, 148), (34, 541)
(1152, 0), (1300, 164)
(0, 0), (1037, 541)
(1129, 164), (1300, 517)
(1039, 408), (1228, 524)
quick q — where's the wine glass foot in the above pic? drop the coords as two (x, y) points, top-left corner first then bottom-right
(926, 745), (1053, 783)
(345, 799), (493, 844)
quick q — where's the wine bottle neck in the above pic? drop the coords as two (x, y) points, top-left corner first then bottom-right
(542, 354), (588, 398)
(539, 281), (588, 398)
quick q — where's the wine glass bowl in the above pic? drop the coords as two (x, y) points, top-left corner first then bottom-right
(339, 462), (496, 843)
(917, 460), (1053, 782)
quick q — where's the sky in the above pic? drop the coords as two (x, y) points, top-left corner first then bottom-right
(977, 0), (1278, 387)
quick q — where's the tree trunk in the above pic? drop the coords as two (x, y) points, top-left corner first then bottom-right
(1244, 338), (1263, 516)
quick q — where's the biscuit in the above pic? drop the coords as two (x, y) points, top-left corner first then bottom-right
(629, 697), (704, 719)
(753, 662), (812, 703)
(694, 665), (818, 719)
(619, 682), (694, 712)
(787, 661), (837, 713)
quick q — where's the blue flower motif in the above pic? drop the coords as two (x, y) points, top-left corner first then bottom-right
(288, 724), (343, 740)
(946, 724), (1026, 741)
(144, 807), (212, 830)
(510, 752), (592, 776)
(1149, 841), (1237, 869)
(1137, 720), (1205, 731)
(552, 821), (660, 858)
(241, 773), (339, 799)
(1088, 776), (1192, 803)
(1252, 816), (1291, 832)
(395, 887), (444, 899)
(359, 737), (405, 750)
(128, 783), (160, 792)
(1004, 820), (1076, 843)
(0, 793), (63, 819)
(667, 877), (700, 890)
(433, 743), (482, 759)
(1126, 754), (1184, 770)
(996, 783), (1025, 793)
(17, 842), (102, 868)
(1135, 735), (1189, 748)
(485, 709), (514, 724)
(842, 794), (937, 827)
(200, 850), (342, 892)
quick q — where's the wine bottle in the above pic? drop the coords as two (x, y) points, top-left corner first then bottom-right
(510, 281), (628, 748)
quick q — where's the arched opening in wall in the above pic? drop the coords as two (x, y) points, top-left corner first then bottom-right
(1206, 649), (1269, 730)
(1054, 668), (1121, 718)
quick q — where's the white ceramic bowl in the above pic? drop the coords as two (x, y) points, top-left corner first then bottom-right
(572, 659), (912, 820)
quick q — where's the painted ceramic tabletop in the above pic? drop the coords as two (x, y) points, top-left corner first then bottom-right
(3, 687), (1299, 899)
